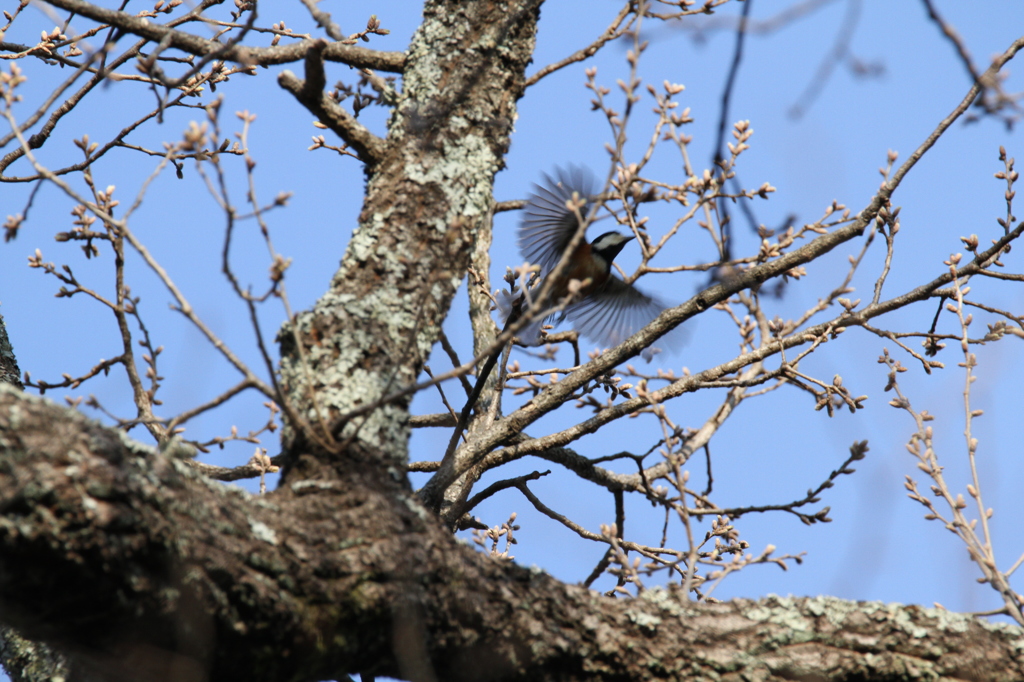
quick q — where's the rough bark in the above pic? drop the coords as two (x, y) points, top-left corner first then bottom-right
(2, 387), (1024, 682)
(0, 315), (22, 391)
(0, 624), (71, 682)
(277, 0), (540, 471)
(0, 317), (72, 682)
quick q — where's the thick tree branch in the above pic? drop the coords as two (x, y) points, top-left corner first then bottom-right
(3, 386), (1024, 681)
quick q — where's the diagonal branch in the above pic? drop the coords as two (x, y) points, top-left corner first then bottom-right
(419, 33), (1024, 508)
(41, 0), (405, 72)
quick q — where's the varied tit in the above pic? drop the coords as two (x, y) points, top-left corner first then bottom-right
(445, 168), (680, 461)
(509, 166), (679, 359)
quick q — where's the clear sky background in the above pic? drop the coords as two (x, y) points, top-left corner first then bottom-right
(3, 1), (1024, 678)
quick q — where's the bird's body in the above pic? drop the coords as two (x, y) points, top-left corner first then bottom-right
(509, 167), (679, 358)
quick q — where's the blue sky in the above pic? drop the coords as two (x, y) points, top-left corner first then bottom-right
(3, 1), (1024, 677)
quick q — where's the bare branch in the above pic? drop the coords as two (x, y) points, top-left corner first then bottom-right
(277, 39), (385, 165)
(41, 0), (405, 71)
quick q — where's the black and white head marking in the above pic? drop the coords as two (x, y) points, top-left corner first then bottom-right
(589, 231), (634, 270)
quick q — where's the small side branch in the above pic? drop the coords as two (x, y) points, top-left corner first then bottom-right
(184, 452), (285, 482)
(278, 40), (385, 166)
(457, 470), (550, 517)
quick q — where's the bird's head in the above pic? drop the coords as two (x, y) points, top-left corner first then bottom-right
(590, 231), (634, 267)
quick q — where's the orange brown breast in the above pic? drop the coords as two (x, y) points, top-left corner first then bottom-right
(550, 241), (610, 299)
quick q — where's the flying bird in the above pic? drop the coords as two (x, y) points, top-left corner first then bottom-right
(443, 168), (681, 462)
(509, 166), (680, 358)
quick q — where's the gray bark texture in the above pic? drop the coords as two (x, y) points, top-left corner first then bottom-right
(3, 386), (1024, 682)
(1, 1), (1024, 681)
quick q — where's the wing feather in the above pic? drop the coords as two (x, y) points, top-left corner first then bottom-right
(519, 166), (595, 275)
(565, 276), (685, 358)
(517, 167), (684, 358)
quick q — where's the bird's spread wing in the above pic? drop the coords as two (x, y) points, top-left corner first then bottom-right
(519, 166), (595, 275)
(517, 166), (685, 358)
(565, 276), (684, 358)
